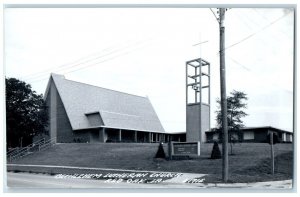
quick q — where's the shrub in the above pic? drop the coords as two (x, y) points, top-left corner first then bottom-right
(211, 141), (221, 159)
(155, 142), (166, 159)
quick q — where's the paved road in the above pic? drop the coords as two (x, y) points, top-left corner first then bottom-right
(6, 172), (292, 190)
(6, 172), (198, 188)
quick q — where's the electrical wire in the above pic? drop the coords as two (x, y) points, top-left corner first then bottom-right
(227, 56), (251, 72)
(24, 10), (293, 89)
(252, 8), (292, 39)
(224, 10), (292, 52)
(20, 45), (117, 80)
(24, 9), (292, 83)
(62, 44), (148, 75)
(24, 42), (145, 81)
(209, 8), (219, 23)
(27, 43), (149, 84)
(22, 38), (152, 82)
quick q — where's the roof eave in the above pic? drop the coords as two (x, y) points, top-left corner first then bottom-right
(74, 125), (166, 133)
(43, 75), (53, 101)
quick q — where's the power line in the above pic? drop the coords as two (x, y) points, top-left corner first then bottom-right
(192, 40), (208, 46)
(25, 10), (292, 81)
(26, 10), (293, 85)
(227, 56), (251, 72)
(227, 56), (293, 92)
(252, 8), (292, 39)
(224, 10), (292, 51)
(206, 9), (293, 74)
(22, 38), (152, 81)
(209, 8), (219, 23)
(61, 44), (148, 75)
(231, 10), (254, 31)
(20, 45), (117, 80)
(27, 43), (149, 84)
(24, 41), (146, 81)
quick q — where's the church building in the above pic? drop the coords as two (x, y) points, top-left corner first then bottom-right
(44, 73), (182, 143)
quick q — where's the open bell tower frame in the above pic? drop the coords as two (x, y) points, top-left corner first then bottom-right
(186, 58), (211, 143)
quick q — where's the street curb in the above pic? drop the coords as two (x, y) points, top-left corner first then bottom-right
(199, 179), (292, 189)
(7, 164), (293, 189)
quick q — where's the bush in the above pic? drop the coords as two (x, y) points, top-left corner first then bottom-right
(211, 141), (221, 159)
(155, 142), (166, 159)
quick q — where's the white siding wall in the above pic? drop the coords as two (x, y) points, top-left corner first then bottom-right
(286, 134), (292, 142)
(282, 133), (286, 142)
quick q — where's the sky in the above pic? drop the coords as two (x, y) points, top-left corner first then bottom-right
(4, 6), (294, 133)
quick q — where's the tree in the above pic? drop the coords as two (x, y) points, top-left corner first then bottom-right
(215, 90), (248, 154)
(6, 78), (48, 148)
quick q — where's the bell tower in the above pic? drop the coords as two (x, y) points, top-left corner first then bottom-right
(186, 58), (211, 143)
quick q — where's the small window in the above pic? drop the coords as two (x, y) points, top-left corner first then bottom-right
(243, 131), (254, 140)
(213, 133), (219, 140)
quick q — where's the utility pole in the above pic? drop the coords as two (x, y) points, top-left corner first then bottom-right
(219, 8), (229, 183)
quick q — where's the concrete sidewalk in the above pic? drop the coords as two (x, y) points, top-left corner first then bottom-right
(182, 180), (292, 189)
(7, 164), (293, 189)
(163, 173), (292, 189)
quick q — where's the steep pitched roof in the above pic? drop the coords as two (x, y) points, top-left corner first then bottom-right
(45, 73), (165, 133)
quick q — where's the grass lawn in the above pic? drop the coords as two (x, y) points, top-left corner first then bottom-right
(8, 142), (293, 183)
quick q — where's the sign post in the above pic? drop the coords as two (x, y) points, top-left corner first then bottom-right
(270, 132), (275, 175)
(267, 132), (278, 175)
(168, 141), (173, 160)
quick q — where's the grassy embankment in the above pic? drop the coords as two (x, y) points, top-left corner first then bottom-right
(8, 142), (293, 183)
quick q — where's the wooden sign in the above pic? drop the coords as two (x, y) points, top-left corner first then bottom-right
(170, 141), (200, 157)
